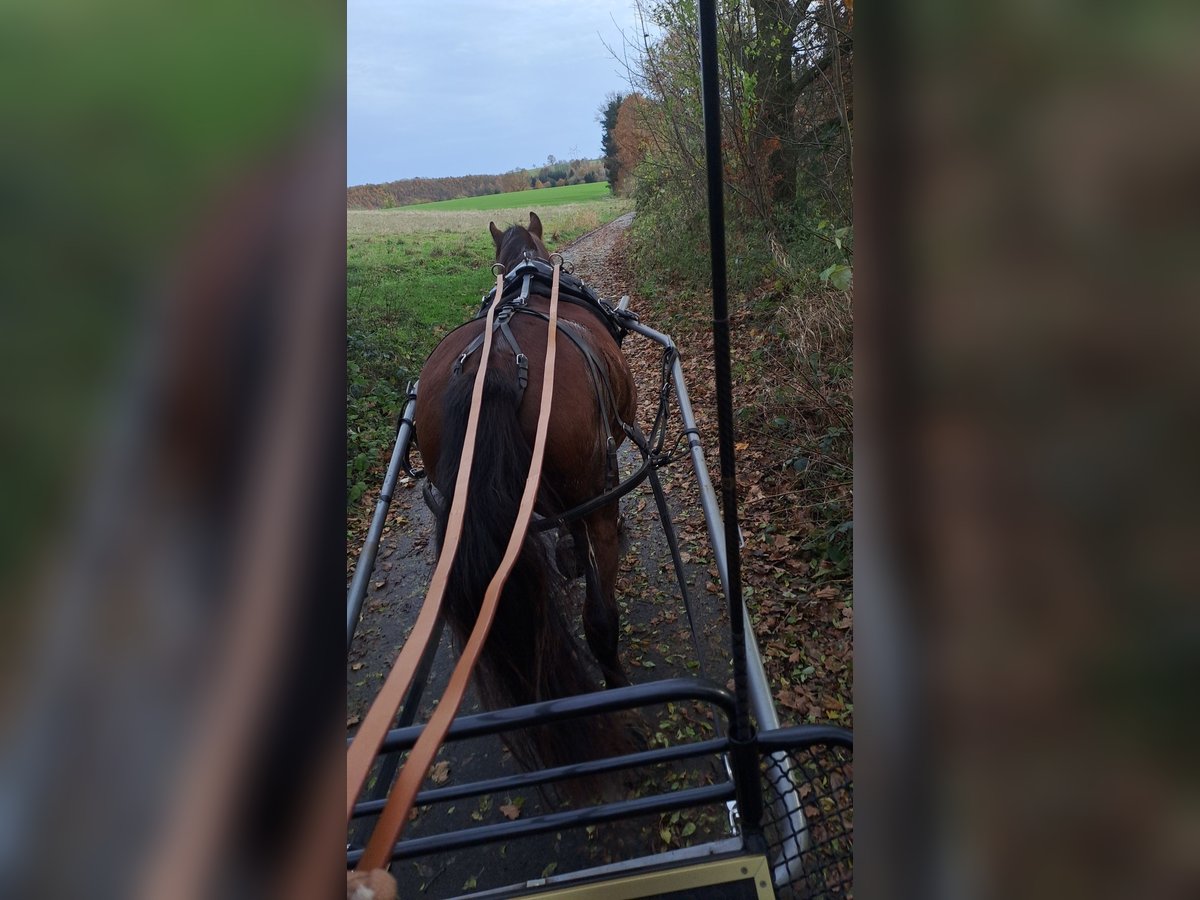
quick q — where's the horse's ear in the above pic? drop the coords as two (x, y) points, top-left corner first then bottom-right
(489, 221), (503, 251)
(528, 211), (543, 238)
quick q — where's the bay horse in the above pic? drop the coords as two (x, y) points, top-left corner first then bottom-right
(413, 211), (638, 776)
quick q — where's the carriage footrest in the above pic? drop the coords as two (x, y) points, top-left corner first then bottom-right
(506, 854), (775, 900)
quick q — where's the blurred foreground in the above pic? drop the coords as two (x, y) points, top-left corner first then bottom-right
(0, 3), (346, 898)
(855, 2), (1200, 897)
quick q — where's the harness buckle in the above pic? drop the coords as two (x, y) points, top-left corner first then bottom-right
(452, 352), (468, 376)
(515, 273), (533, 307)
(515, 353), (529, 391)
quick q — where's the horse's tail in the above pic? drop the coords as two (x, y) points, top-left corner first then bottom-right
(434, 367), (630, 788)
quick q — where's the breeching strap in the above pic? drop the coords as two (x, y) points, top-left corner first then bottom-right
(351, 259), (565, 870)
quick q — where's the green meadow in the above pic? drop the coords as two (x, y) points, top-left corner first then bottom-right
(347, 194), (631, 512)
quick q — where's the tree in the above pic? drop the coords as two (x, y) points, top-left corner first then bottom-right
(613, 94), (653, 195)
(748, 0), (806, 205)
(626, 0), (852, 229)
(606, 0), (852, 290)
(597, 92), (625, 193)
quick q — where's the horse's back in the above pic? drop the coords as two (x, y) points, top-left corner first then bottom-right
(415, 303), (634, 508)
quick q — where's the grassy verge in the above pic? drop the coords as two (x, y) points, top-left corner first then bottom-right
(346, 199), (631, 539)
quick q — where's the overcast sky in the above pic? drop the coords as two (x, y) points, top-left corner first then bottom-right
(348, 1), (652, 186)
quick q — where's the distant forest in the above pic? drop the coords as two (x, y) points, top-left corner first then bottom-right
(347, 157), (607, 209)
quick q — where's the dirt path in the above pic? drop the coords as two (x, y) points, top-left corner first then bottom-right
(347, 212), (735, 896)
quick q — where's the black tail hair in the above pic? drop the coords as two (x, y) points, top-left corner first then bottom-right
(434, 367), (631, 788)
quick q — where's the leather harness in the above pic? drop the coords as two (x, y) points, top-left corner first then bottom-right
(446, 253), (629, 494)
(476, 255), (627, 343)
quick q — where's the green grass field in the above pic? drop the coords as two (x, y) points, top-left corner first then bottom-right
(347, 196), (631, 512)
(398, 180), (612, 211)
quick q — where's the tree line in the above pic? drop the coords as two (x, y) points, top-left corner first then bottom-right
(599, 0), (853, 289)
(347, 157), (607, 209)
(598, 0), (855, 595)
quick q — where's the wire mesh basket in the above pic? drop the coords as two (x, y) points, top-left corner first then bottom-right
(760, 731), (853, 899)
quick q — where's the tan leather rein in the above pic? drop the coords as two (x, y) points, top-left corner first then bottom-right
(348, 257), (564, 869)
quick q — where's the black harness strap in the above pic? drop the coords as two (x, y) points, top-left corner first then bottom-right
(454, 251), (629, 490)
(452, 306), (530, 400)
(499, 316), (529, 394)
(453, 301), (623, 471)
(479, 257), (628, 345)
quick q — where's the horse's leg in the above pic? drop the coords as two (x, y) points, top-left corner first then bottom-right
(579, 510), (630, 689)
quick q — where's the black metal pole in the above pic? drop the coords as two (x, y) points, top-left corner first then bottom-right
(697, 0), (762, 838)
